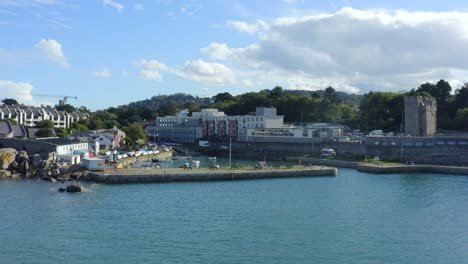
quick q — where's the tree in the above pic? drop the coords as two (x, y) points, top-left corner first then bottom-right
(0, 118), (18, 125)
(159, 100), (179, 116)
(358, 91), (403, 132)
(269, 86), (284, 100)
(35, 120), (55, 128)
(55, 104), (76, 113)
(1, 98), (18, 106)
(122, 124), (147, 145)
(213, 92), (234, 103)
(35, 128), (54, 138)
(55, 128), (70, 139)
(323, 87), (341, 104)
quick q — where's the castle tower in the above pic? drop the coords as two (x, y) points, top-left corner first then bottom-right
(404, 96), (437, 137)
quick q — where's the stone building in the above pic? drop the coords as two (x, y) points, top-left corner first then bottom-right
(404, 96), (437, 137)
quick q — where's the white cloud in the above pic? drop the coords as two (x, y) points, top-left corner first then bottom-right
(0, 80), (34, 103)
(34, 39), (69, 68)
(135, 59), (169, 81)
(226, 20), (261, 34)
(200, 7), (468, 93)
(134, 3), (144, 11)
(177, 59), (238, 85)
(102, 0), (124, 12)
(134, 58), (245, 86)
(92, 68), (112, 78)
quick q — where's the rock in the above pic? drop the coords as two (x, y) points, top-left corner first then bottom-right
(57, 174), (70, 182)
(32, 154), (43, 168)
(49, 178), (57, 183)
(18, 161), (29, 174)
(11, 173), (21, 179)
(40, 160), (50, 169)
(16, 150), (28, 163)
(0, 148), (18, 169)
(0, 170), (12, 179)
(58, 187), (66, 192)
(66, 184), (83, 193)
(8, 160), (18, 171)
(70, 172), (83, 180)
(25, 171), (35, 179)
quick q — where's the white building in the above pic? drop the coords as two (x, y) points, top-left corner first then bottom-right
(155, 107), (284, 143)
(0, 105), (88, 129)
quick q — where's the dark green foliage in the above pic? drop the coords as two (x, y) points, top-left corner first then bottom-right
(55, 104), (76, 113)
(122, 124), (147, 145)
(359, 92), (403, 132)
(55, 128), (70, 139)
(35, 120), (55, 128)
(35, 128), (54, 138)
(1, 98), (18, 106)
(0, 118), (18, 125)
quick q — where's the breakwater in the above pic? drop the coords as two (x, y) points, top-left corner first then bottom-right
(284, 156), (468, 176)
(88, 167), (338, 184)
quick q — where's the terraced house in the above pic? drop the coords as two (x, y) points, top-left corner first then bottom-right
(0, 105), (89, 129)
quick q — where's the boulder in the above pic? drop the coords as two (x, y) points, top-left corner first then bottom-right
(8, 160), (18, 171)
(0, 148), (18, 169)
(11, 173), (21, 179)
(57, 174), (70, 182)
(58, 187), (66, 192)
(32, 154), (43, 168)
(16, 150), (29, 163)
(0, 170), (12, 179)
(25, 171), (35, 179)
(17, 161), (29, 174)
(66, 184), (83, 193)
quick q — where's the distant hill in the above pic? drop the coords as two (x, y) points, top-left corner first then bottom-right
(286, 89), (362, 105)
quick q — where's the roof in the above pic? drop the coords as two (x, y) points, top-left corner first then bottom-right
(11, 124), (27, 138)
(0, 121), (11, 135)
(35, 137), (81, 146)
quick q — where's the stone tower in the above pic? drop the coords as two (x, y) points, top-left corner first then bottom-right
(404, 96), (437, 137)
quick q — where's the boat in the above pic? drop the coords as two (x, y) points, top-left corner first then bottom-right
(171, 155), (192, 160)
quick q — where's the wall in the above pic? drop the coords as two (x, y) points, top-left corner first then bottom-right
(0, 138), (56, 159)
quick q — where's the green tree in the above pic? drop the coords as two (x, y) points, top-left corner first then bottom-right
(35, 128), (54, 138)
(55, 104), (76, 113)
(55, 128), (70, 139)
(323, 87), (341, 104)
(35, 120), (55, 128)
(213, 92), (234, 103)
(1, 98), (18, 106)
(269, 86), (284, 100)
(0, 118), (18, 125)
(122, 124), (147, 145)
(159, 100), (179, 116)
(358, 92), (403, 132)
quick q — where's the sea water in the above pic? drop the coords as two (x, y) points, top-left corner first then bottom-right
(1, 168), (468, 263)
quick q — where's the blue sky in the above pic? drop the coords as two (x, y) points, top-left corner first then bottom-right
(2, 0), (468, 110)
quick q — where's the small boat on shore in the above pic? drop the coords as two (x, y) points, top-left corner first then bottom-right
(171, 155), (192, 160)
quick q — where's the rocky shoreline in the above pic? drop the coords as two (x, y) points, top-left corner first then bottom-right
(0, 148), (91, 183)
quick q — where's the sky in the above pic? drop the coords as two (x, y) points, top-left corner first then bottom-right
(2, 0), (468, 110)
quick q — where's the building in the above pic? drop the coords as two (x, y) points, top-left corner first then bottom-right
(404, 96), (437, 137)
(155, 107), (285, 143)
(35, 137), (89, 155)
(238, 123), (344, 143)
(0, 121), (28, 138)
(0, 105), (89, 129)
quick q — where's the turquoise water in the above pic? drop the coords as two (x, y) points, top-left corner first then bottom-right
(1, 169), (468, 263)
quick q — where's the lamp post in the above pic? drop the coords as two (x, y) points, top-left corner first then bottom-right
(229, 136), (232, 169)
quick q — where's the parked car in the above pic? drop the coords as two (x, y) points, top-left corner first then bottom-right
(321, 148), (336, 157)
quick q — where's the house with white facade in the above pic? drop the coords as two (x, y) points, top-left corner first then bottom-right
(0, 105), (89, 129)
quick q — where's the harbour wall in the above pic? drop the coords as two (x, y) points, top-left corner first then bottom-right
(200, 141), (468, 166)
(88, 167), (338, 184)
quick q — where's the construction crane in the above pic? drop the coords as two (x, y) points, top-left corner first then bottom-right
(33, 94), (78, 106)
